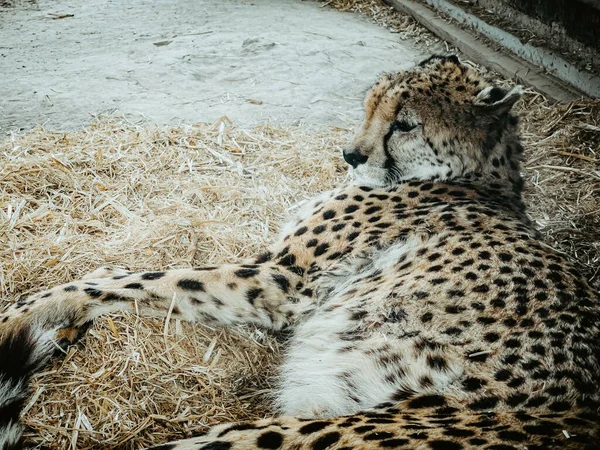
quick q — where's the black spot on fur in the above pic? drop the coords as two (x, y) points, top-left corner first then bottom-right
(548, 401), (570, 412)
(314, 243), (330, 257)
(141, 272), (165, 280)
(299, 421), (331, 434)
(497, 431), (527, 442)
(272, 274), (290, 293)
(469, 396), (499, 410)
(84, 288), (102, 298)
(199, 443), (232, 450)
(365, 206), (382, 215)
(313, 225), (327, 235)
(444, 428), (475, 438)
(408, 395), (446, 408)
(255, 252), (273, 263)
(494, 369), (511, 381)
(246, 288), (263, 305)
(307, 239), (318, 248)
(426, 355), (448, 371)
(484, 332), (500, 342)
(380, 439), (409, 447)
(428, 440), (463, 450)
(468, 350), (489, 363)
(312, 432), (341, 450)
(278, 253), (296, 267)
(235, 268), (259, 278)
(103, 293), (127, 302)
(322, 210), (336, 220)
(256, 430), (284, 449)
(364, 431), (395, 440)
(177, 279), (205, 291)
(462, 377), (487, 391)
(294, 226), (308, 236)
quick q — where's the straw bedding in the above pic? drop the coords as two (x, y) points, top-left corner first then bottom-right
(1, 3), (599, 450)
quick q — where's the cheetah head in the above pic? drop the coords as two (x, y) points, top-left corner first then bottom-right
(345, 55), (524, 188)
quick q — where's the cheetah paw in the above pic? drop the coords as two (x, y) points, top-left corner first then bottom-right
(52, 321), (92, 353)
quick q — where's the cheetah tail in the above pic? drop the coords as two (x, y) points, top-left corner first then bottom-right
(0, 325), (60, 450)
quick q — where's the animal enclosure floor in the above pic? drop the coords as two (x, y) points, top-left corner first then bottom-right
(0, 0), (430, 134)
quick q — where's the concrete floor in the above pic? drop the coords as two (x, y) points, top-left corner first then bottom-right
(0, 0), (429, 134)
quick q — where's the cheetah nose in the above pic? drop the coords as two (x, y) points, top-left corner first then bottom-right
(343, 149), (368, 168)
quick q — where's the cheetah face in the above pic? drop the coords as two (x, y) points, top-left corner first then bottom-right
(344, 55), (523, 187)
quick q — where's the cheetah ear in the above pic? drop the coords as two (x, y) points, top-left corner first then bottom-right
(476, 86), (523, 114)
(418, 54), (460, 68)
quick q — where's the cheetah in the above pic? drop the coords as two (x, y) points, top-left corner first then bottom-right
(1, 55), (599, 450)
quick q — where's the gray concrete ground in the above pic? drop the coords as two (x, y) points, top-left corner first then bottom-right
(0, 0), (429, 134)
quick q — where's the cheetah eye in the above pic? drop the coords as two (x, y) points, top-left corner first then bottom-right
(391, 120), (418, 133)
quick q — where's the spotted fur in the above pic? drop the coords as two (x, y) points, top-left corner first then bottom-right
(1, 55), (599, 449)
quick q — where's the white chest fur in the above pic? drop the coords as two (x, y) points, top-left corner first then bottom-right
(275, 234), (463, 418)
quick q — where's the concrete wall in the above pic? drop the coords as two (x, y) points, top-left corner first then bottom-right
(484, 0), (600, 49)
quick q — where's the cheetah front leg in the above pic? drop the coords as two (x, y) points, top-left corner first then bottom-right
(0, 262), (310, 341)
